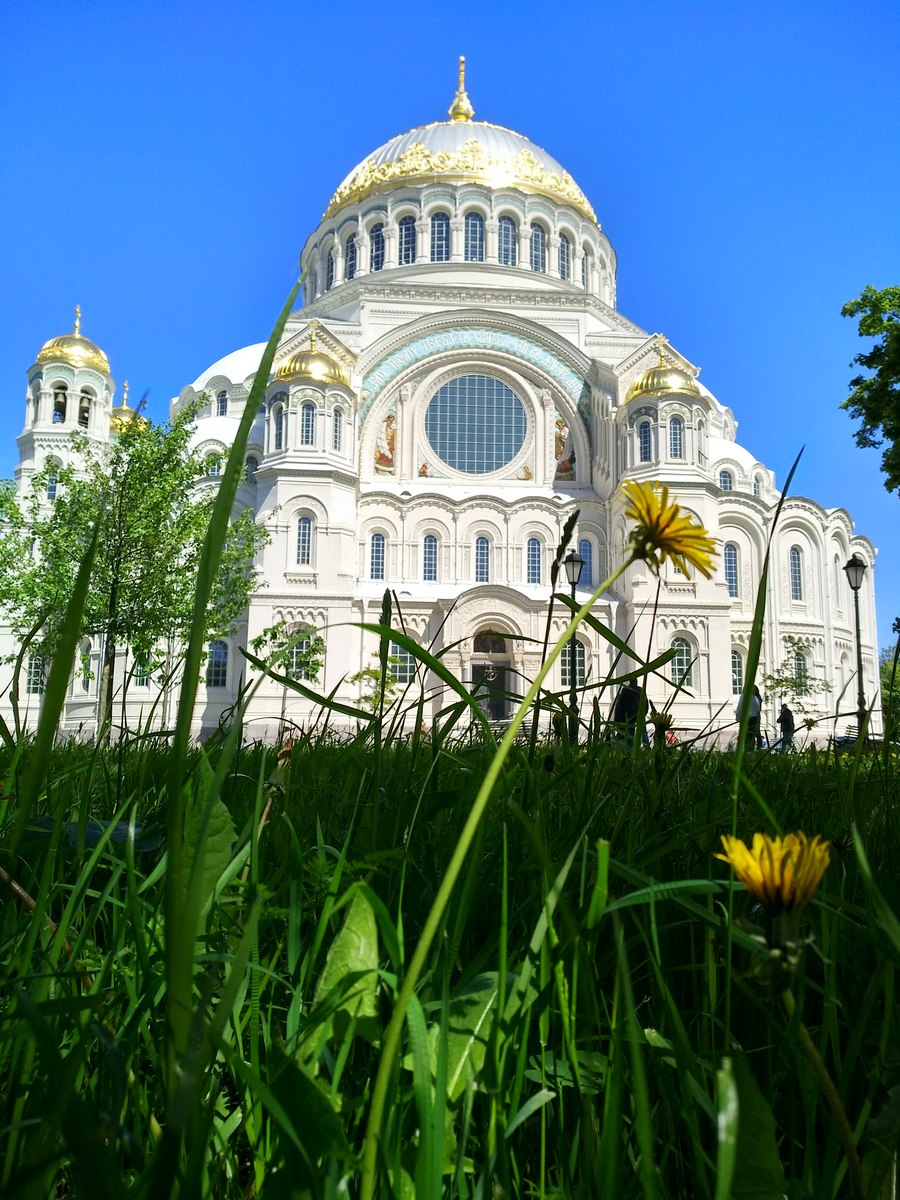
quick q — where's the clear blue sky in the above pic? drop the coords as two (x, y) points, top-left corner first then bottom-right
(2, 1), (898, 646)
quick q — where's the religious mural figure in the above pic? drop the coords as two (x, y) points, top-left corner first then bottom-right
(374, 409), (396, 473)
(554, 413), (575, 480)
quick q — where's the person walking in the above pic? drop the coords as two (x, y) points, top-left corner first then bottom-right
(736, 685), (762, 750)
(777, 702), (795, 752)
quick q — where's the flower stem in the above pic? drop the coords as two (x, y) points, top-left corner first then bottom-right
(782, 988), (865, 1200)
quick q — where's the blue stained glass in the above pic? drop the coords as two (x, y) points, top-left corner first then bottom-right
(431, 213), (450, 262)
(498, 216), (517, 266)
(465, 212), (484, 261)
(425, 375), (526, 474)
(370, 223), (384, 271)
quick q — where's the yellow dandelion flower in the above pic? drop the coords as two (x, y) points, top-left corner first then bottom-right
(716, 832), (831, 914)
(621, 480), (717, 579)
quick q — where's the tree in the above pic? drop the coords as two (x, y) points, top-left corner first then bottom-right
(761, 635), (832, 721)
(879, 636), (900, 740)
(1, 403), (267, 733)
(841, 285), (900, 494)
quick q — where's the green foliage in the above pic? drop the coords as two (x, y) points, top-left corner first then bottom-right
(879, 638), (899, 738)
(842, 284), (900, 493)
(761, 634), (832, 714)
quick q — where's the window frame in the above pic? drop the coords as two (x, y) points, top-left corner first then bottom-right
(369, 222), (385, 272)
(558, 233), (571, 281)
(216, 390), (228, 417)
(345, 233), (357, 280)
(719, 469), (734, 492)
(498, 216), (517, 266)
(529, 222), (547, 273)
(790, 546), (803, 601)
(430, 212), (450, 262)
(638, 420), (652, 463)
(423, 533), (438, 582)
(332, 407), (343, 452)
(671, 637), (694, 689)
(296, 515), (313, 566)
(300, 402), (316, 447)
(398, 215), (417, 265)
(669, 416), (684, 459)
(731, 649), (744, 695)
(370, 532), (386, 581)
(561, 639), (587, 687)
(526, 536), (542, 585)
(724, 543), (739, 598)
(475, 535), (491, 583)
(464, 211), (485, 262)
(205, 641), (228, 689)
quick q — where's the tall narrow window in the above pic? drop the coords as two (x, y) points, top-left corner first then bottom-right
(134, 659), (151, 688)
(389, 642), (416, 684)
(216, 390), (228, 416)
(561, 641), (586, 687)
(26, 655), (45, 695)
(526, 537), (542, 584)
(794, 651), (808, 693)
(326, 250), (335, 290)
(273, 406), (285, 450)
(345, 234), (357, 280)
(370, 223), (385, 272)
(301, 402), (316, 446)
(530, 223), (546, 272)
(724, 543), (739, 598)
(423, 534), (438, 581)
(430, 212), (450, 262)
(753, 475), (762, 498)
(790, 546), (803, 600)
(398, 216), (417, 265)
(370, 532), (385, 580)
(288, 632), (318, 682)
(245, 456), (258, 482)
(731, 650), (744, 695)
(669, 416), (684, 459)
(638, 421), (652, 463)
(206, 641), (228, 688)
(671, 637), (693, 688)
(498, 216), (517, 266)
(582, 250), (592, 290)
(558, 234), (571, 281)
(46, 467), (58, 501)
(719, 470), (734, 492)
(296, 515), (313, 566)
(475, 535), (491, 583)
(464, 212), (484, 261)
(578, 538), (594, 588)
(80, 641), (91, 692)
(332, 408), (343, 452)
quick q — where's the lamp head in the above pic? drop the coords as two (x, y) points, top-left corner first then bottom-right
(563, 549), (584, 587)
(843, 553), (867, 593)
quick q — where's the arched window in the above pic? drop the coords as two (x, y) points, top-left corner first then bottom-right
(273, 406), (285, 451)
(474, 630), (507, 654)
(638, 420), (652, 463)
(134, 658), (152, 688)
(558, 234), (571, 281)
(370, 532), (385, 580)
(475, 535), (491, 583)
(287, 628), (318, 682)
(78, 388), (92, 428)
(206, 454), (222, 477)
(526, 536), (542, 584)
(296, 515), (313, 566)
(789, 546), (803, 600)
(345, 234), (357, 280)
(423, 534), (438, 581)
(326, 250), (335, 290)
(561, 640), (586, 687)
(389, 642), (416, 684)
(206, 641), (228, 688)
(245, 456), (258, 482)
(430, 212), (450, 262)
(794, 650), (808, 693)
(581, 250), (592, 290)
(46, 463), (59, 501)
(216, 390), (228, 416)
(719, 469), (734, 492)
(731, 650), (744, 695)
(498, 216), (517, 266)
(724, 543), (739, 598)
(669, 416), (684, 459)
(26, 655), (45, 695)
(332, 408), (343, 452)
(301, 402), (316, 446)
(370, 223), (385, 272)
(578, 538), (594, 588)
(530, 223), (546, 273)
(464, 211), (484, 261)
(753, 475), (762, 498)
(52, 383), (67, 424)
(671, 637), (693, 688)
(398, 215), (417, 265)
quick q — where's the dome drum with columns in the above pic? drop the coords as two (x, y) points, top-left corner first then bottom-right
(3, 60), (880, 742)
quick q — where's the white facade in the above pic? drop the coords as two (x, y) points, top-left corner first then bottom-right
(5, 71), (880, 744)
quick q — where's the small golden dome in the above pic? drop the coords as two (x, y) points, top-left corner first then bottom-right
(109, 381), (147, 433)
(36, 306), (110, 375)
(275, 323), (348, 386)
(624, 339), (701, 404)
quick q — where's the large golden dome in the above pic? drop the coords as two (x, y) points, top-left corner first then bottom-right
(275, 323), (348, 386)
(625, 341), (701, 404)
(36, 307), (110, 375)
(324, 58), (597, 223)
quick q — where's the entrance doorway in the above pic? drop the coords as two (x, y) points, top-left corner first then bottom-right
(472, 630), (512, 721)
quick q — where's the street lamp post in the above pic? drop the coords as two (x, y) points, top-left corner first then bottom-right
(563, 549), (585, 744)
(843, 553), (868, 739)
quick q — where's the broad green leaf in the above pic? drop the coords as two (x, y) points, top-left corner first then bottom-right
(729, 1055), (787, 1198)
(715, 1057), (739, 1200)
(434, 974), (500, 1102)
(179, 785), (236, 924)
(587, 838), (610, 928)
(312, 886), (380, 1043)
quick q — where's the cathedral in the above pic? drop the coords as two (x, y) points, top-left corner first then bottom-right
(6, 61), (880, 744)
